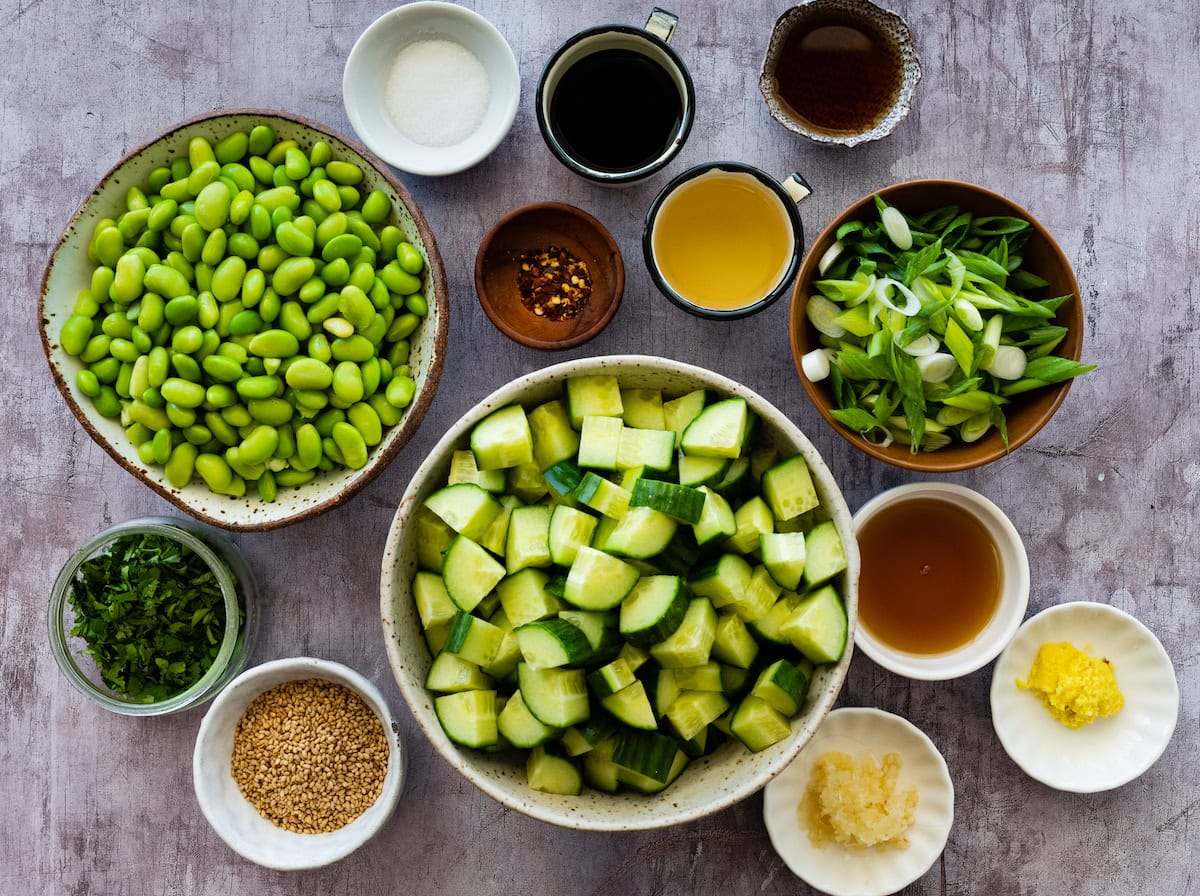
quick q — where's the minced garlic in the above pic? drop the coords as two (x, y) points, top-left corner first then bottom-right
(801, 750), (918, 850)
(1017, 641), (1125, 729)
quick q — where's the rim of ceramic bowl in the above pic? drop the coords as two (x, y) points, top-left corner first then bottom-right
(535, 24), (696, 184)
(851, 482), (1030, 680)
(38, 108), (450, 531)
(192, 656), (406, 869)
(642, 161), (807, 320)
(474, 201), (625, 349)
(379, 354), (859, 830)
(49, 517), (254, 715)
(788, 178), (1084, 472)
(342, 2), (521, 176)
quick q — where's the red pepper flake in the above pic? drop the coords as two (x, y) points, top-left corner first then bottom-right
(516, 246), (592, 321)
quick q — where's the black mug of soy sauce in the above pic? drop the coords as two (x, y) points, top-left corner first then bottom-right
(536, 8), (695, 185)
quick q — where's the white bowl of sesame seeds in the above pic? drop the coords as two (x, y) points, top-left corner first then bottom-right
(192, 657), (405, 870)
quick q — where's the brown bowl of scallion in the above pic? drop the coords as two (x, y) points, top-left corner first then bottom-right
(789, 179), (1094, 472)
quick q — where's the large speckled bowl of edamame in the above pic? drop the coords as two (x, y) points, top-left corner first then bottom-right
(40, 109), (449, 531)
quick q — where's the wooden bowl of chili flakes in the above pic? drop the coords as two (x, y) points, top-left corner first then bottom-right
(474, 202), (624, 350)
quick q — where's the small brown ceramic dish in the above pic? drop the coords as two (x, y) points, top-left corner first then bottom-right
(40, 109), (449, 531)
(789, 179), (1085, 472)
(475, 202), (623, 350)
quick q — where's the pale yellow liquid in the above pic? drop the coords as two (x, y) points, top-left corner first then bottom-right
(651, 170), (795, 311)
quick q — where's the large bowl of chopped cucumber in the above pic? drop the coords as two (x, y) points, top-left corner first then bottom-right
(789, 179), (1092, 472)
(380, 355), (859, 830)
(40, 109), (449, 530)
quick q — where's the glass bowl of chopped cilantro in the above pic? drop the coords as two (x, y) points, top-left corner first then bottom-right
(49, 517), (257, 715)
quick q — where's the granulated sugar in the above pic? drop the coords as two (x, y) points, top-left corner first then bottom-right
(384, 39), (491, 147)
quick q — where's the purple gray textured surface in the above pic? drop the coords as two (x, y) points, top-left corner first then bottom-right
(2, 0), (1196, 893)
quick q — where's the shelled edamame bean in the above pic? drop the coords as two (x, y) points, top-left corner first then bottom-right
(60, 127), (430, 502)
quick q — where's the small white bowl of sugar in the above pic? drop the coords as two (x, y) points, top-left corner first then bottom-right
(344, 2), (520, 177)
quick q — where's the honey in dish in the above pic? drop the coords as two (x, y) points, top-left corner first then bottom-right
(857, 498), (1001, 655)
(773, 10), (903, 135)
(651, 170), (794, 311)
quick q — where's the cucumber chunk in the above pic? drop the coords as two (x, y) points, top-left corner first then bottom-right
(425, 483), (502, 541)
(499, 690), (559, 748)
(630, 478), (705, 524)
(444, 611), (504, 666)
(619, 575), (686, 646)
(730, 695), (791, 752)
(750, 658), (811, 716)
(780, 584), (848, 663)
(620, 388), (666, 430)
(601, 680), (657, 730)
(435, 690), (499, 748)
(526, 745), (582, 795)
(413, 571), (458, 630)
(529, 399), (580, 469)
(496, 568), (563, 628)
(442, 535), (506, 613)
(505, 504), (553, 573)
(666, 690), (729, 741)
(471, 404), (533, 471)
(760, 531), (807, 591)
(761, 455), (819, 521)
(566, 375), (622, 428)
(564, 546), (640, 611)
(515, 618), (593, 669)
(803, 520), (848, 587)
(650, 597), (717, 668)
(426, 652), (494, 693)
(578, 415), (623, 470)
(518, 664), (590, 727)
(548, 505), (599, 566)
(680, 398), (750, 459)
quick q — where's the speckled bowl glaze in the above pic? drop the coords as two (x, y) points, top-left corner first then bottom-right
(379, 355), (859, 831)
(40, 109), (449, 531)
(758, 0), (921, 147)
(193, 657), (406, 869)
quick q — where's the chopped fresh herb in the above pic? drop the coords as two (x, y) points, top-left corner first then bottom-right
(67, 533), (232, 703)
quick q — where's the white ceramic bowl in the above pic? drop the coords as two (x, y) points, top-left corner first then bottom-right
(193, 657), (405, 869)
(40, 109), (449, 531)
(852, 482), (1029, 680)
(763, 707), (954, 896)
(379, 355), (859, 830)
(343, 2), (520, 176)
(990, 601), (1179, 793)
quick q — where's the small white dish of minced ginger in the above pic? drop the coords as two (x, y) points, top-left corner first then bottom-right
(763, 707), (954, 896)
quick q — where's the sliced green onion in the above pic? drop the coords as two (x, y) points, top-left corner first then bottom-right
(873, 278), (920, 316)
(959, 414), (993, 442)
(894, 331), (939, 357)
(953, 298), (984, 331)
(817, 240), (845, 276)
(915, 353), (957, 383)
(801, 348), (833, 382)
(881, 206), (913, 250)
(807, 296), (847, 337)
(984, 345), (1028, 380)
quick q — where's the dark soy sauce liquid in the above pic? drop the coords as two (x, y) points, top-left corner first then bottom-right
(550, 48), (683, 173)
(773, 11), (903, 135)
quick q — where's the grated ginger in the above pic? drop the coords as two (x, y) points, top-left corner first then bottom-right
(1017, 641), (1124, 729)
(801, 750), (918, 850)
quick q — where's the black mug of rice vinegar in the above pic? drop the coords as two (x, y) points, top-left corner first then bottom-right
(535, 8), (695, 185)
